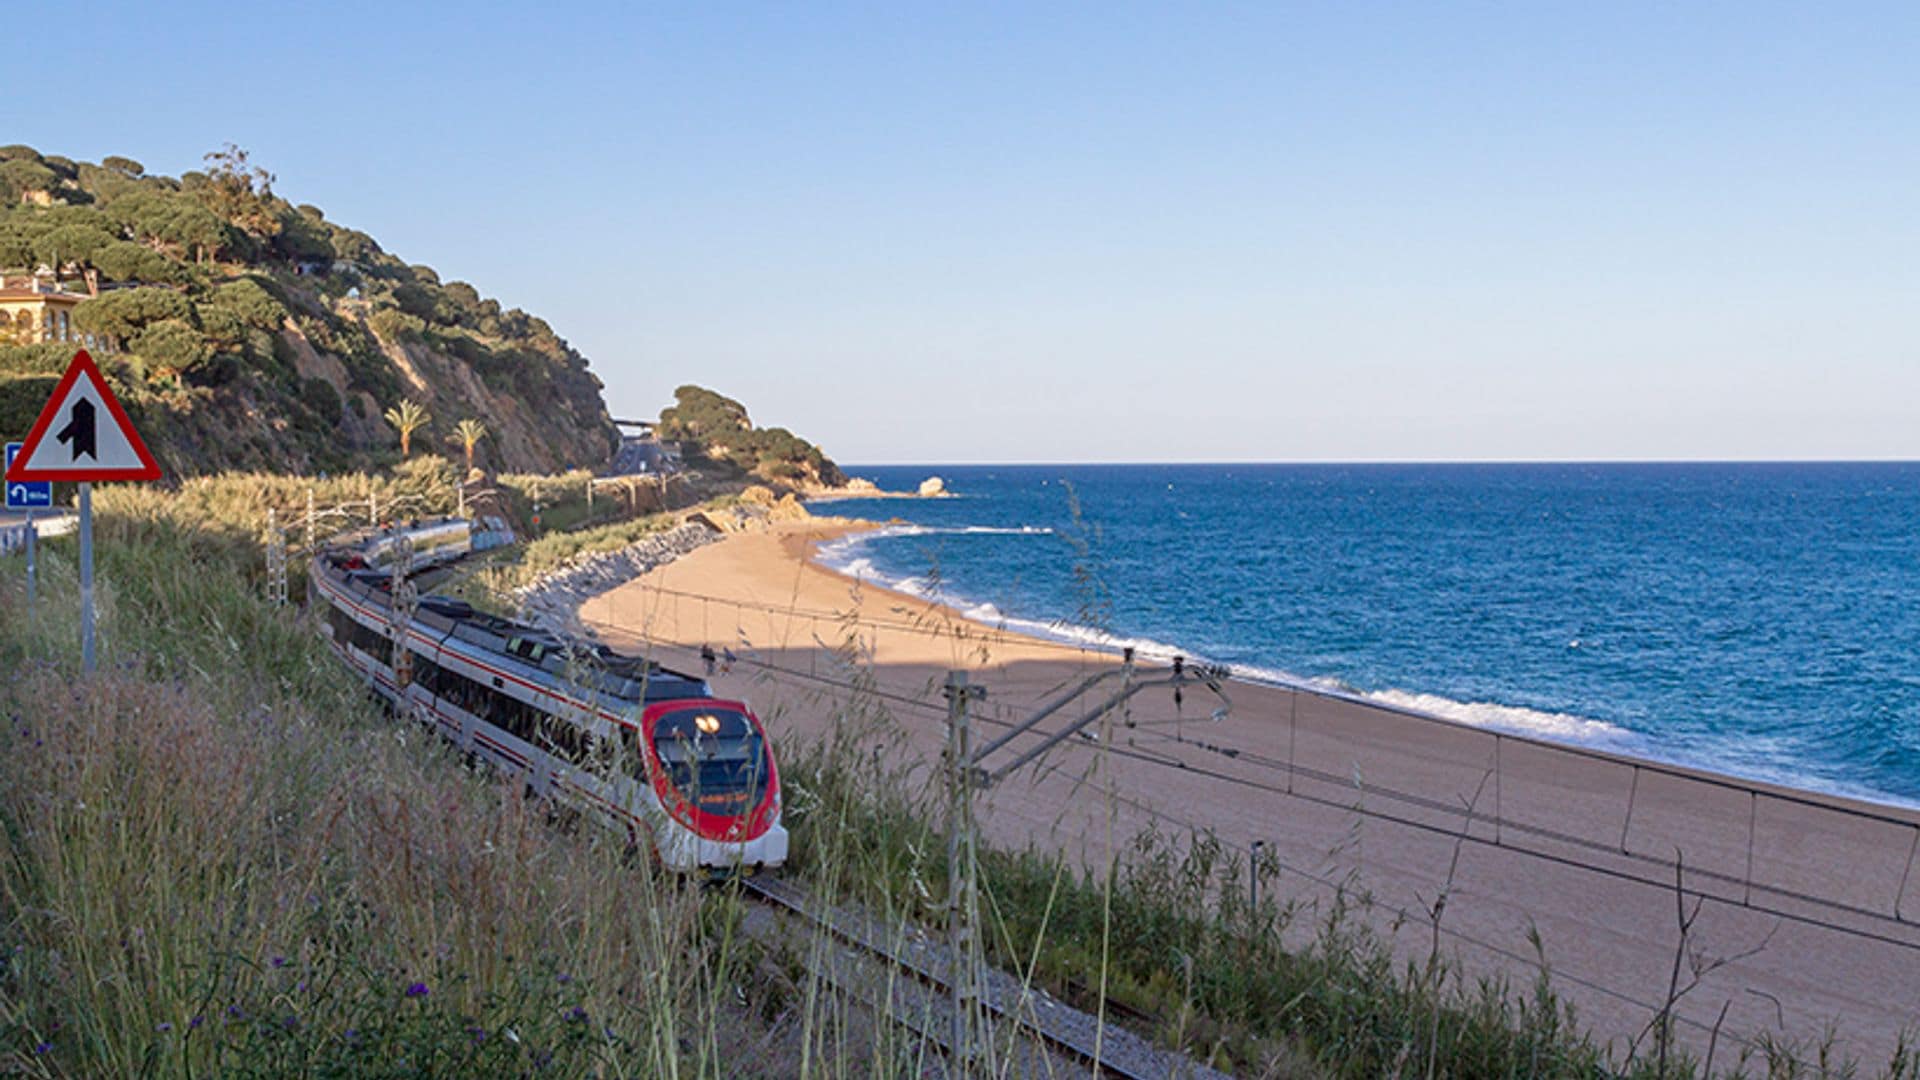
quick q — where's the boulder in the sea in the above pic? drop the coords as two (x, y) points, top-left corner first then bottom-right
(843, 477), (880, 494)
(918, 476), (947, 497)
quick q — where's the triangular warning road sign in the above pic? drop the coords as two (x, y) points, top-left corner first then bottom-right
(4, 350), (162, 482)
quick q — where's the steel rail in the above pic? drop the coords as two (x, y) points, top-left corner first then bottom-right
(737, 874), (1233, 1080)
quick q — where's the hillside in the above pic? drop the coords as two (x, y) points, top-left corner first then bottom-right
(656, 384), (846, 488)
(0, 144), (616, 476)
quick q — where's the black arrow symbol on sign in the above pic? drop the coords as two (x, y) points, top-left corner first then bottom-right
(56, 399), (97, 462)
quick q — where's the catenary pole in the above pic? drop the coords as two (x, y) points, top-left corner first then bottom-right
(944, 670), (991, 1074)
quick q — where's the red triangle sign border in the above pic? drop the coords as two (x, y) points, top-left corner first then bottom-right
(5, 349), (163, 483)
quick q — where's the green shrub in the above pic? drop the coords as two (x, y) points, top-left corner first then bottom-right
(0, 374), (58, 435)
(298, 376), (341, 420)
(130, 320), (212, 374)
(367, 307), (426, 343)
(0, 343), (76, 377)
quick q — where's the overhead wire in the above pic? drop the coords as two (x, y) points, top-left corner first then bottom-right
(606, 603), (1920, 957)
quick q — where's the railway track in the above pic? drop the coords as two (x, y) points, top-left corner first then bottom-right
(738, 874), (1235, 1079)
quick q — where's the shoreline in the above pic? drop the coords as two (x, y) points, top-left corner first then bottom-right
(576, 519), (1920, 1060)
(804, 519), (1920, 817)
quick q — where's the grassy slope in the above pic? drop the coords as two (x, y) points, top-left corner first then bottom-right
(3, 479), (1907, 1077)
(0, 486), (793, 1075)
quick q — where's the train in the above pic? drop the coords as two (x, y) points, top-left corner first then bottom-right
(308, 516), (787, 874)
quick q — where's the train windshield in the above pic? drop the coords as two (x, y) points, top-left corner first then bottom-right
(651, 707), (770, 816)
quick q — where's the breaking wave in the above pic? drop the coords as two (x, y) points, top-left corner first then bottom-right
(813, 525), (1644, 753)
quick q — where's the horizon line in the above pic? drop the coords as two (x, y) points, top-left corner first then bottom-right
(838, 457), (1920, 468)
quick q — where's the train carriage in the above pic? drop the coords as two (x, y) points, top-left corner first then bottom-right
(309, 518), (787, 873)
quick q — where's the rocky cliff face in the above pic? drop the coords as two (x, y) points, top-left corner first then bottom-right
(0, 144), (619, 477)
(79, 308), (620, 478)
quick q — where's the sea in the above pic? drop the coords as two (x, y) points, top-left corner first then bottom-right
(814, 463), (1920, 808)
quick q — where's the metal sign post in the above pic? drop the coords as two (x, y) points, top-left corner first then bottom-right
(78, 483), (93, 671)
(24, 505), (35, 624)
(4, 350), (163, 674)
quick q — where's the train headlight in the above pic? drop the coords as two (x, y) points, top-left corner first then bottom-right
(694, 713), (721, 735)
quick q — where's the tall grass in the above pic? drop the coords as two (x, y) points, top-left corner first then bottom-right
(0, 502), (866, 1076)
(0, 491), (1080, 1075)
(7, 479), (1914, 1077)
(767, 635), (1920, 1079)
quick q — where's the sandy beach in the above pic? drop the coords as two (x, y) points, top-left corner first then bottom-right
(578, 520), (1920, 1067)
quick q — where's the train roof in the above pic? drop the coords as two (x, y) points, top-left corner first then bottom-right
(319, 521), (711, 709)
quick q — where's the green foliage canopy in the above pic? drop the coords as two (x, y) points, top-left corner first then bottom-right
(72, 287), (192, 344)
(131, 320), (213, 374)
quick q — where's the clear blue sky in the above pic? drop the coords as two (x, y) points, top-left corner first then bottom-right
(15, 2), (1917, 463)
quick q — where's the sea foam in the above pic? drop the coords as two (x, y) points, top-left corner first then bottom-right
(814, 525), (1643, 754)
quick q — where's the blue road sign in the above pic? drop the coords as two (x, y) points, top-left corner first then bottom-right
(5, 442), (52, 509)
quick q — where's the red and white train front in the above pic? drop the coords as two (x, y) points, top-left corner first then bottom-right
(640, 699), (785, 869)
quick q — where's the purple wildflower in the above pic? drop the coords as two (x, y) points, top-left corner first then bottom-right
(156, 1022), (172, 1033)
(189, 1016), (204, 1030)
(296, 981), (307, 993)
(564, 1005), (588, 1023)
(555, 972), (572, 984)
(34, 1042), (50, 1054)
(405, 982), (429, 998)
(226, 1005), (245, 1020)
(270, 955), (287, 969)
(467, 1026), (487, 1043)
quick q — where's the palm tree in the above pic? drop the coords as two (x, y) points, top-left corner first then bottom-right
(384, 398), (430, 457)
(452, 418), (488, 473)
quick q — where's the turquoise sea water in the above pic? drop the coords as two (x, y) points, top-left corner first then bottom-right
(817, 464), (1920, 807)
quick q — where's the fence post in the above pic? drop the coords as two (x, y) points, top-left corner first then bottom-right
(1250, 839), (1265, 914)
(1744, 791), (1759, 906)
(1287, 689), (1300, 795)
(1493, 733), (1503, 845)
(1620, 765), (1641, 853)
(1896, 827), (1919, 923)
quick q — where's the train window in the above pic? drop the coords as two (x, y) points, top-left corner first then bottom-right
(507, 636), (550, 663)
(616, 727), (648, 781)
(651, 707), (769, 817)
(334, 612), (388, 658)
(493, 694), (537, 742)
(415, 657), (450, 700)
(448, 669), (483, 713)
(536, 715), (596, 767)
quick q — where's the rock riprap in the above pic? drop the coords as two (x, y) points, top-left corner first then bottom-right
(512, 522), (720, 636)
